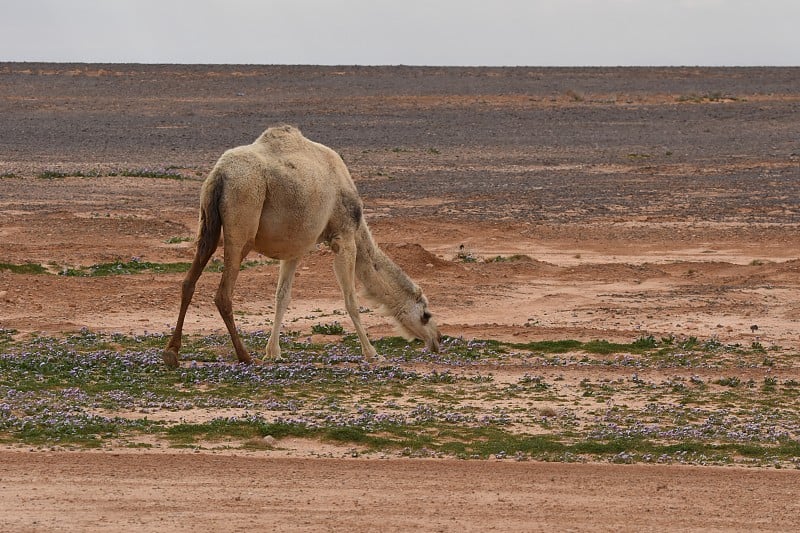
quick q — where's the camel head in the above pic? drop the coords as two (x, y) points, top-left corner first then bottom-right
(393, 290), (442, 352)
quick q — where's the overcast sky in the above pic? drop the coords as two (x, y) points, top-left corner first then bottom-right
(1, 0), (798, 66)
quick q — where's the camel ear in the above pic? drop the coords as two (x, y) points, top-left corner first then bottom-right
(421, 311), (432, 325)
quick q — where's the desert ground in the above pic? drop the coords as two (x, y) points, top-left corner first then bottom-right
(1, 64), (799, 530)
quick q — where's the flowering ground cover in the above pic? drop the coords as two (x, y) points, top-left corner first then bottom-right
(2, 326), (799, 467)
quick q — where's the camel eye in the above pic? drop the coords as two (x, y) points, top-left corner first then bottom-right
(421, 311), (432, 325)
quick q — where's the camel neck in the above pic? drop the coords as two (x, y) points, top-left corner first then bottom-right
(354, 223), (417, 309)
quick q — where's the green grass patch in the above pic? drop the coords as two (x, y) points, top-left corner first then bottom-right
(0, 262), (48, 274)
(36, 167), (192, 180)
(311, 322), (345, 335)
(583, 340), (637, 354)
(508, 335), (657, 355)
(165, 236), (192, 244)
(511, 339), (583, 353)
(113, 168), (187, 180)
(56, 258), (274, 277)
(38, 169), (102, 179)
(59, 259), (191, 277)
(167, 418), (272, 444)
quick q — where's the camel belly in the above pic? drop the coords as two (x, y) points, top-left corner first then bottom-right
(252, 169), (338, 259)
(253, 216), (325, 260)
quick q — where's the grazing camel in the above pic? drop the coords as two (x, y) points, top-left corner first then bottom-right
(163, 125), (441, 367)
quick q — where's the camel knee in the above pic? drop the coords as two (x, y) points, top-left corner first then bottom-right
(181, 278), (197, 300)
(275, 287), (291, 309)
(214, 290), (232, 316)
(182, 275), (197, 291)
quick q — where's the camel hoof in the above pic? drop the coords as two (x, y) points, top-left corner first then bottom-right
(236, 353), (254, 365)
(363, 347), (380, 362)
(162, 348), (180, 368)
(266, 342), (280, 357)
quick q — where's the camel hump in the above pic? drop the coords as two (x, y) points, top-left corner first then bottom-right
(255, 125), (307, 153)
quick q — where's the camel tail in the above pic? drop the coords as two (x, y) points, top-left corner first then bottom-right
(196, 172), (224, 259)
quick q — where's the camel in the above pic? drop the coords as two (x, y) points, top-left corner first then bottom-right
(163, 125), (441, 367)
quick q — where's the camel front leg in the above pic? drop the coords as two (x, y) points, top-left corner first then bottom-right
(332, 238), (379, 361)
(265, 258), (300, 360)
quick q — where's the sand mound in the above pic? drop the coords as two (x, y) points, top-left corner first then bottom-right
(381, 242), (456, 275)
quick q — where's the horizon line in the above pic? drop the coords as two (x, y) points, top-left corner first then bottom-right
(2, 61), (798, 69)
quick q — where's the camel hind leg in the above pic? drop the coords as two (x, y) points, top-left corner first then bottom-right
(163, 181), (223, 367)
(214, 239), (255, 364)
(163, 234), (218, 368)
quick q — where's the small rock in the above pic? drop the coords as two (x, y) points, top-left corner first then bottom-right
(263, 435), (277, 446)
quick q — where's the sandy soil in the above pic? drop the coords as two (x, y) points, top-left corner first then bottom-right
(1, 64), (799, 530)
(3, 450), (800, 532)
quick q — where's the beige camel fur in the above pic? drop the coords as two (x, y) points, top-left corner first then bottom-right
(163, 125), (441, 367)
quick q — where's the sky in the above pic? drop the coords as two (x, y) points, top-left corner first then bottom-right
(1, 0), (798, 66)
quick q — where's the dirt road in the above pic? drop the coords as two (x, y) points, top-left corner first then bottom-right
(2, 450), (799, 532)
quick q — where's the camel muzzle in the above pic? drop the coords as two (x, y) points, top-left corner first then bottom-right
(426, 332), (443, 353)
